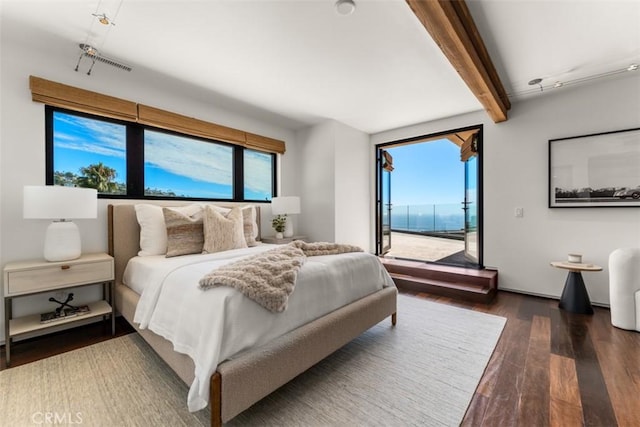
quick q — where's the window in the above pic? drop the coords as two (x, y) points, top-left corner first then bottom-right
(50, 110), (127, 195)
(244, 149), (275, 201)
(46, 107), (276, 201)
(144, 130), (233, 199)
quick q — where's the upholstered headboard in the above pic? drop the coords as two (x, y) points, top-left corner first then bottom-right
(107, 203), (261, 284)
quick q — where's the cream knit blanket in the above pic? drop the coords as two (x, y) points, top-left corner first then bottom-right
(198, 241), (363, 312)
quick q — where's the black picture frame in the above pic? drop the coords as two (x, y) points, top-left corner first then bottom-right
(549, 127), (640, 207)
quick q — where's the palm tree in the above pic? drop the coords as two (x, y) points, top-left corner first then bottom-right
(54, 171), (78, 187)
(77, 162), (118, 193)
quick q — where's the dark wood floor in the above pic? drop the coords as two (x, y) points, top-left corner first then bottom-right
(405, 290), (640, 427)
(1, 291), (639, 426)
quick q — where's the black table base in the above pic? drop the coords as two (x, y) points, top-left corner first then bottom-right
(558, 271), (594, 315)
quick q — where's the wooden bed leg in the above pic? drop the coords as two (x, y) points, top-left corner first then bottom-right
(210, 372), (222, 427)
(391, 312), (397, 326)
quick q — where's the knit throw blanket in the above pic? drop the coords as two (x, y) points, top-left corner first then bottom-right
(198, 241), (363, 312)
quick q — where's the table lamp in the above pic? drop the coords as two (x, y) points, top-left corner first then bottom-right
(271, 196), (301, 238)
(23, 185), (98, 261)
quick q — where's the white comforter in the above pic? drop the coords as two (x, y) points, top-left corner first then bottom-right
(124, 245), (394, 412)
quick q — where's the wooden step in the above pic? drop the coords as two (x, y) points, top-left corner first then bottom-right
(380, 257), (498, 303)
(390, 272), (493, 294)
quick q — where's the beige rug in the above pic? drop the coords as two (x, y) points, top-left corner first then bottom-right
(0, 295), (506, 426)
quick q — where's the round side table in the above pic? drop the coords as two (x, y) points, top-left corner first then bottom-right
(550, 261), (602, 315)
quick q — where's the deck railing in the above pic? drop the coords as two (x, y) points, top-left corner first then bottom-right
(388, 203), (468, 233)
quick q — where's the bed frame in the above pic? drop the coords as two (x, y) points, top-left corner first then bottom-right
(107, 202), (397, 426)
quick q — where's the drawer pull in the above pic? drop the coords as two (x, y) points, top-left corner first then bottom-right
(61, 265), (71, 270)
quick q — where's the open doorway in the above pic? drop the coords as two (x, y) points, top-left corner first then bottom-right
(376, 126), (483, 269)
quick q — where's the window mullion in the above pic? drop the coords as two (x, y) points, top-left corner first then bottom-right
(234, 146), (244, 201)
(128, 125), (144, 197)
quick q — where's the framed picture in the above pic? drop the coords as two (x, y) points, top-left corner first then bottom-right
(549, 127), (640, 207)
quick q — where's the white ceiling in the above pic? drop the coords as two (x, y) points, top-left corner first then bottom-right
(2, 0), (639, 134)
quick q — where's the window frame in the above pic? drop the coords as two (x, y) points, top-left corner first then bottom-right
(45, 106), (277, 202)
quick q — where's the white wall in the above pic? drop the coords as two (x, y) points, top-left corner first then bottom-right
(334, 123), (371, 249)
(295, 121), (336, 242)
(295, 120), (371, 249)
(0, 23), (298, 343)
(372, 74), (640, 305)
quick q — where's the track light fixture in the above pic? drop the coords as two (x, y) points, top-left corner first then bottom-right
(515, 63), (639, 97)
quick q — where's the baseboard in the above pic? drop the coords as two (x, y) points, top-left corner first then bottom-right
(497, 287), (610, 308)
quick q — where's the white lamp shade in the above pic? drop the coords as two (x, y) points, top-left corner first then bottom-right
(271, 196), (301, 215)
(24, 186), (97, 261)
(24, 186), (97, 219)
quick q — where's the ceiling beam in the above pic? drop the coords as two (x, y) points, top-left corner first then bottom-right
(406, 0), (511, 122)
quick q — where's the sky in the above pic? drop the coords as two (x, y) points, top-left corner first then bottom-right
(387, 139), (465, 208)
(53, 112), (127, 182)
(53, 111), (273, 200)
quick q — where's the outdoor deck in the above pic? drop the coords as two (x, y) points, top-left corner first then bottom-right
(385, 231), (464, 263)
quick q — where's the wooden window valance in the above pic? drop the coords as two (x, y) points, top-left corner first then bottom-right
(29, 75), (137, 122)
(29, 76), (286, 154)
(136, 104), (246, 145)
(245, 132), (288, 153)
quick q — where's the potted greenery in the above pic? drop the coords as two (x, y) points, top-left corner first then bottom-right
(272, 215), (287, 239)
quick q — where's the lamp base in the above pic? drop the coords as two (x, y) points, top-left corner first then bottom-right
(283, 217), (294, 238)
(44, 220), (82, 262)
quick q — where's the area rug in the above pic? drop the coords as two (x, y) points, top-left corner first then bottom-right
(0, 294), (506, 426)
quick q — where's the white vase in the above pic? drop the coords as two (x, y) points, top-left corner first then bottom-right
(275, 232), (284, 239)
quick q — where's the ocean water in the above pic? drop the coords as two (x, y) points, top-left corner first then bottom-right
(388, 205), (474, 233)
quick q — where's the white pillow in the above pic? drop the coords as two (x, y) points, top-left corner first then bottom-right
(135, 204), (202, 256)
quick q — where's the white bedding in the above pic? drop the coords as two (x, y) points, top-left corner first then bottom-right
(123, 245), (395, 412)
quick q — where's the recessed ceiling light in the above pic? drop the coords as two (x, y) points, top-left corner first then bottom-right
(554, 81), (563, 88)
(628, 64), (638, 71)
(335, 0), (356, 16)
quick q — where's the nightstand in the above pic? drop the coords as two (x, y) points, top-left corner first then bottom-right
(261, 235), (308, 244)
(3, 253), (115, 366)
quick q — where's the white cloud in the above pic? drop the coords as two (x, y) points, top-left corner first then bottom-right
(244, 150), (272, 194)
(145, 131), (233, 185)
(54, 113), (126, 158)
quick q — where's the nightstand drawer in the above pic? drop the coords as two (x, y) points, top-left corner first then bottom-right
(6, 259), (113, 295)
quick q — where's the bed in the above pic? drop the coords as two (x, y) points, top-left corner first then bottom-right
(107, 202), (397, 426)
